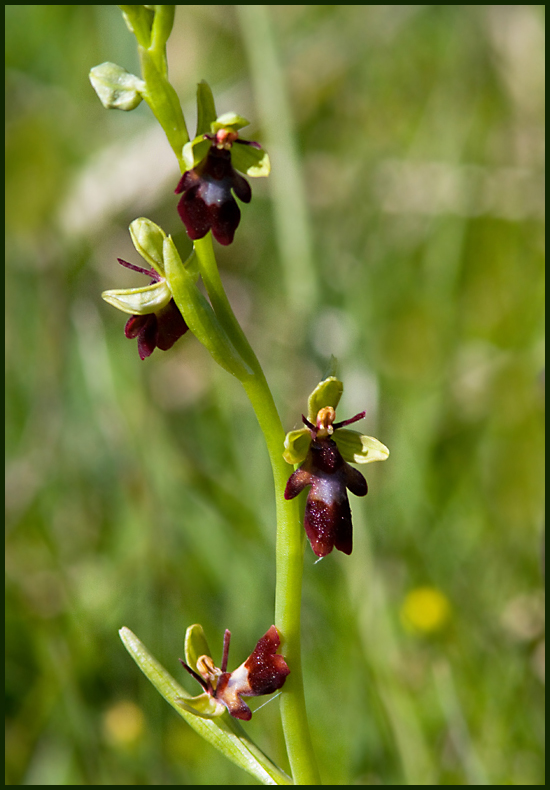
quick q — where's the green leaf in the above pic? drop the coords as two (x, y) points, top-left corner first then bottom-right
(282, 429), (311, 465)
(119, 627), (292, 785)
(102, 281), (171, 315)
(196, 81), (218, 137)
(231, 144), (271, 178)
(334, 430), (390, 464)
(307, 376), (343, 422)
(89, 62), (145, 111)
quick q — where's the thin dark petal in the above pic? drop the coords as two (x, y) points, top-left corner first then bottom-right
(332, 411), (366, 430)
(221, 630), (231, 674)
(124, 314), (148, 339)
(117, 258), (159, 280)
(231, 172), (252, 204)
(234, 139), (262, 150)
(302, 414), (316, 431)
(178, 658), (209, 692)
(284, 468), (314, 499)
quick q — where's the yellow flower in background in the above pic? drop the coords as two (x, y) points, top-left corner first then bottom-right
(102, 700), (145, 747)
(400, 586), (451, 634)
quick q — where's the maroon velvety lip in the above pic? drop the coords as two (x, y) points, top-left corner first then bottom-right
(176, 146), (251, 246)
(284, 410), (368, 557)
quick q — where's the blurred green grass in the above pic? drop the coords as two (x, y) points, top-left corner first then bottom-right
(6, 5), (544, 785)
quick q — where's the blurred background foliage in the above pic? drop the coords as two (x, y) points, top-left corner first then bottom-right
(5, 5), (544, 785)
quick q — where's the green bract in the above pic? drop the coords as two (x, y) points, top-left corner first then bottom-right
(89, 62), (145, 111)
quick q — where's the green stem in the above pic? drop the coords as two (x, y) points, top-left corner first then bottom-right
(241, 376), (321, 785)
(195, 235), (321, 785)
(194, 235), (260, 374)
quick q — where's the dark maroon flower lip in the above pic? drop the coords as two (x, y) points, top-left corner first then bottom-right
(175, 145), (252, 246)
(115, 257), (188, 360)
(124, 299), (189, 360)
(285, 408), (368, 558)
(179, 626), (290, 721)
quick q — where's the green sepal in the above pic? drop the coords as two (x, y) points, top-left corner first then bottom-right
(183, 136), (211, 171)
(211, 112), (250, 132)
(307, 376), (344, 422)
(119, 627), (292, 785)
(102, 280), (172, 315)
(231, 143), (271, 178)
(175, 692), (225, 719)
(196, 80), (218, 137)
(334, 430), (390, 464)
(185, 623), (212, 670)
(89, 62), (145, 111)
(129, 217), (167, 276)
(283, 428), (311, 465)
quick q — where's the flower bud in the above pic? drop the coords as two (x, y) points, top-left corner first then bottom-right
(89, 62), (145, 111)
